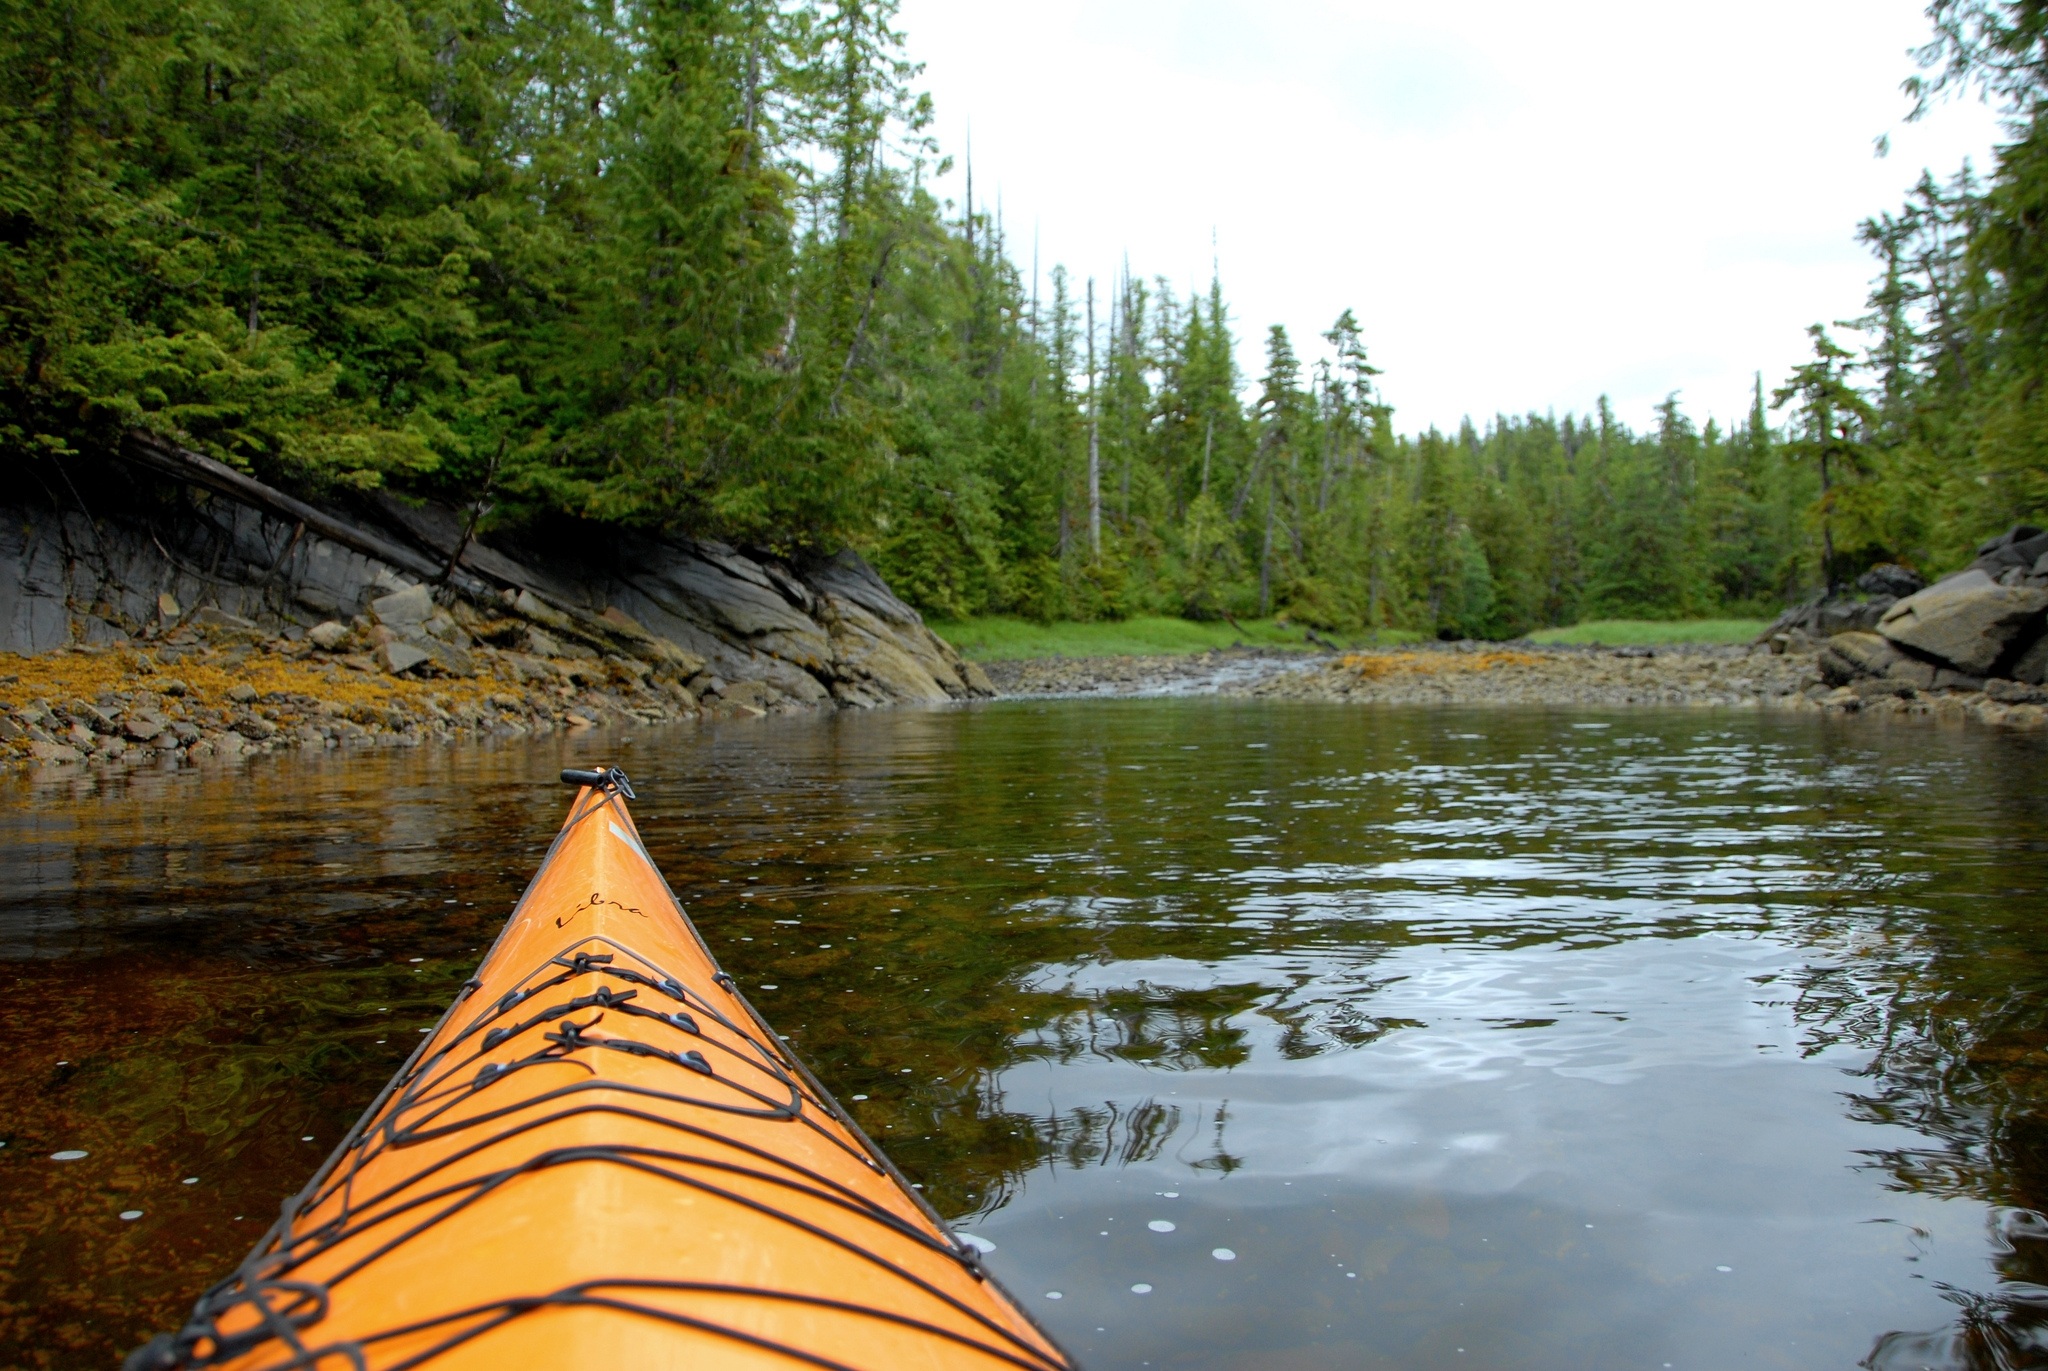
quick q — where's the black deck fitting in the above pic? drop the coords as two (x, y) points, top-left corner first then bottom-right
(561, 767), (637, 800)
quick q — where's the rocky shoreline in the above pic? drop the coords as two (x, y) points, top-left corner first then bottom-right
(0, 595), (776, 773)
(11, 630), (2043, 779)
(984, 639), (2048, 728)
(5, 440), (998, 773)
(984, 524), (2048, 732)
(10, 454), (2047, 776)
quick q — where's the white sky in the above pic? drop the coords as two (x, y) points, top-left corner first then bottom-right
(896, 0), (2004, 434)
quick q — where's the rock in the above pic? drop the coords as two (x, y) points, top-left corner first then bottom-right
(1972, 525), (2048, 578)
(157, 678), (187, 696)
(1857, 563), (1926, 598)
(378, 641), (432, 675)
(1817, 632), (1902, 684)
(1878, 570), (2048, 674)
(370, 583), (433, 629)
(71, 701), (117, 733)
(233, 714), (277, 739)
(0, 454), (1006, 712)
(720, 679), (781, 711)
(308, 621), (351, 650)
(564, 712), (596, 728)
(1934, 667), (1987, 692)
(825, 628), (953, 705)
(156, 592), (182, 620)
(0, 717), (21, 741)
(1886, 657), (1938, 690)
(2014, 633), (2048, 686)
(1767, 631), (1812, 656)
(1987, 678), (2048, 704)
(512, 589), (576, 633)
(423, 614), (470, 649)
(1852, 677), (1914, 700)
(1761, 591), (1892, 642)
(411, 638), (475, 677)
(122, 714), (164, 741)
(190, 606), (257, 630)
(226, 683), (259, 703)
(524, 628), (562, 657)
(30, 741), (82, 764)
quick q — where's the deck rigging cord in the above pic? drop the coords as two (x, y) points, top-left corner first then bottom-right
(128, 769), (1071, 1371)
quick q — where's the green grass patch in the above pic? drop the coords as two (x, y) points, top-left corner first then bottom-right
(1526, 618), (1772, 646)
(927, 615), (1423, 661)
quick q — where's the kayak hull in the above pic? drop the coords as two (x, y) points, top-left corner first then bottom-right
(136, 780), (1068, 1371)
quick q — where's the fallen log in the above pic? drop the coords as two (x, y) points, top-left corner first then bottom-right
(118, 429), (498, 601)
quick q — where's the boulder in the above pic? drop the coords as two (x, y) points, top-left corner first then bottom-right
(1971, 526), (2048, 579)
(122, 714), (164, 741)
(2015, 633), (2048, 686)
(511, 588), (576, 633)
(379, 640), (432, 675)
(1857, 563), (1926, 599)
(370, 582), (433, 629)
(1987, 678), (2048, 704)
(308, 620), (351, 650)
(226, 683), (259, 703)
(1877, 570), (2048, 674)
(1760, 591), (1894, 642)
(1852, 676), (1914, 700)
(1886, 656), (1938, 690)
(412, 638), (476, 677)
(190, 606), (258, 631)
(1817, 632), (1905, 684)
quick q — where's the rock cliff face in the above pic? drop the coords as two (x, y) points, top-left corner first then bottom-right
(2, 444), (990, 711)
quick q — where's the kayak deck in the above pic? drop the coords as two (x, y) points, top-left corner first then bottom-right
(133, 774), (1069, 1371)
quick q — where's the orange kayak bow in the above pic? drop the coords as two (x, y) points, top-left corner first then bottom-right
(131, 768), (1071, 1371)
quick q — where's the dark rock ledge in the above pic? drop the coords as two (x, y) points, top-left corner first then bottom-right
(2, 439), (989, 770)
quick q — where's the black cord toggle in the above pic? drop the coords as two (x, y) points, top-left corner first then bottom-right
(560, 766), (637, 800)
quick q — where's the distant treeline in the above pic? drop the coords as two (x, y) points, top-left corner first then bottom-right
(4, 0), (2044, 635)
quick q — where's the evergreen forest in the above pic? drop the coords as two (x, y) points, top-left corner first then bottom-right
(7, 0), (2048, 637)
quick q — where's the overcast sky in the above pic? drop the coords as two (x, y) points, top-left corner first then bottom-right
(896, 0), (2003, 434)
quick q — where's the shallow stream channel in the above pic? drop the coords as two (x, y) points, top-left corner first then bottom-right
(3, 701), (2047, 1369)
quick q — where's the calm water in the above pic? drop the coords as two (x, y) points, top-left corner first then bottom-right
(3, 702), (2047, 1369)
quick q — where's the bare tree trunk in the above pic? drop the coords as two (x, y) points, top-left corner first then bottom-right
(1819, 445), (1837, 593)
(247, 151), (264, 333)
(831, 238), (895, 417)
(1087, 278), (1100, 559)
(1259, 491), (1274, 616)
